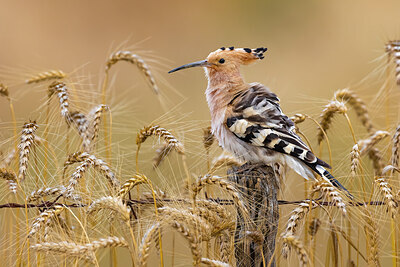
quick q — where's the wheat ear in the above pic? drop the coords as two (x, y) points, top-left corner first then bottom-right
(0, 83), (9, 97)
(118, 174), (149, 198)
(203, 126), (215, 151)
(0, 168), (17, 194)
(31, 236), (128, 264)
(317, 101), (347, 143)
(67, 111), (90, 151)
(201, 258), (230, 267)
(209, 155), (242, 174)
(392, 124), (400, 168)
(290, 113), (306, 124)
(350, 144), (361, 177)
(375, 177), (398, 218)
(308, 218), (321, 237)
(386, 40), (400, 84)
(26, 70), (66, 84)
(192, 175), (247, 215)
(87, 196), (131, 223)
(312, 181), (347, 215)
(152, 143), (174, 168)
(27, 186), (66, 202)
(368, 148), (385, 176)
(18, 121), (38, 181)
(282, 234), (308, 266)
(28, 205), (64, 237)
(137, 125), (184, 154)
(196, 199), (231, 221)
(158, 206), (211, 240)
(282, 200), (317, 237)
(48, 81), (70, 119)
(138, 222), (160, 266)
(106, 51), (159, 94)
(88, 104), (109, 144)
(334, 88), (374, 133)
(1, 148), (16, 168)
(358, 130), (389, 154)
(65, 152), (119, 196)
(171, 220), (202, 266)
(362, 208), (380, 266)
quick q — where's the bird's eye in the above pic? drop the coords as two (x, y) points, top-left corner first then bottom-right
(219, 58), (225, 64)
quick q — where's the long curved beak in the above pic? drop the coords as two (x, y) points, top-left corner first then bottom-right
(168, 60), (211, 73)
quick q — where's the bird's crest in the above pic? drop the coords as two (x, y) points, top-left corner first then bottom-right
(207, 46), (268, 66)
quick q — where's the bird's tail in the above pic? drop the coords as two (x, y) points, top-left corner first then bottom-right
(314, 165), (353, 199)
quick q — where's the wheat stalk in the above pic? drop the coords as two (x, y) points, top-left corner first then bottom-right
(26, 70), (66, 84)
(334, 88), (374, 133)
(18, 121), (38, 181)
(317, 101), (347, 143)
(0, 168), (17, 194)
(106, 51), (159, 94)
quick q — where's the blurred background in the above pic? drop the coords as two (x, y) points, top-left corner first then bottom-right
(1, 1), (400, 266)
(0, 0), (399, 122)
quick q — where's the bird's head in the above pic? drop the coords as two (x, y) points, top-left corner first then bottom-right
(168, 46), (267, 74)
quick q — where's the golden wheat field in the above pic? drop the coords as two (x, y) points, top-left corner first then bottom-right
(1, 1), (400, 267)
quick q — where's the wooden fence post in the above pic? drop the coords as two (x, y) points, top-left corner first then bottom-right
(228, 163), (280, 267)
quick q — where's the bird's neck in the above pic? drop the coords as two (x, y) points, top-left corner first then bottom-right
(205, 67), (247, 128)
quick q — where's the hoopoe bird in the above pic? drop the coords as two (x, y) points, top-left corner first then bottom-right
(169, 46), (350, 196)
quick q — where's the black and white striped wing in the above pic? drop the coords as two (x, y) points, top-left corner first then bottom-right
(226, 82), (331, 169)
